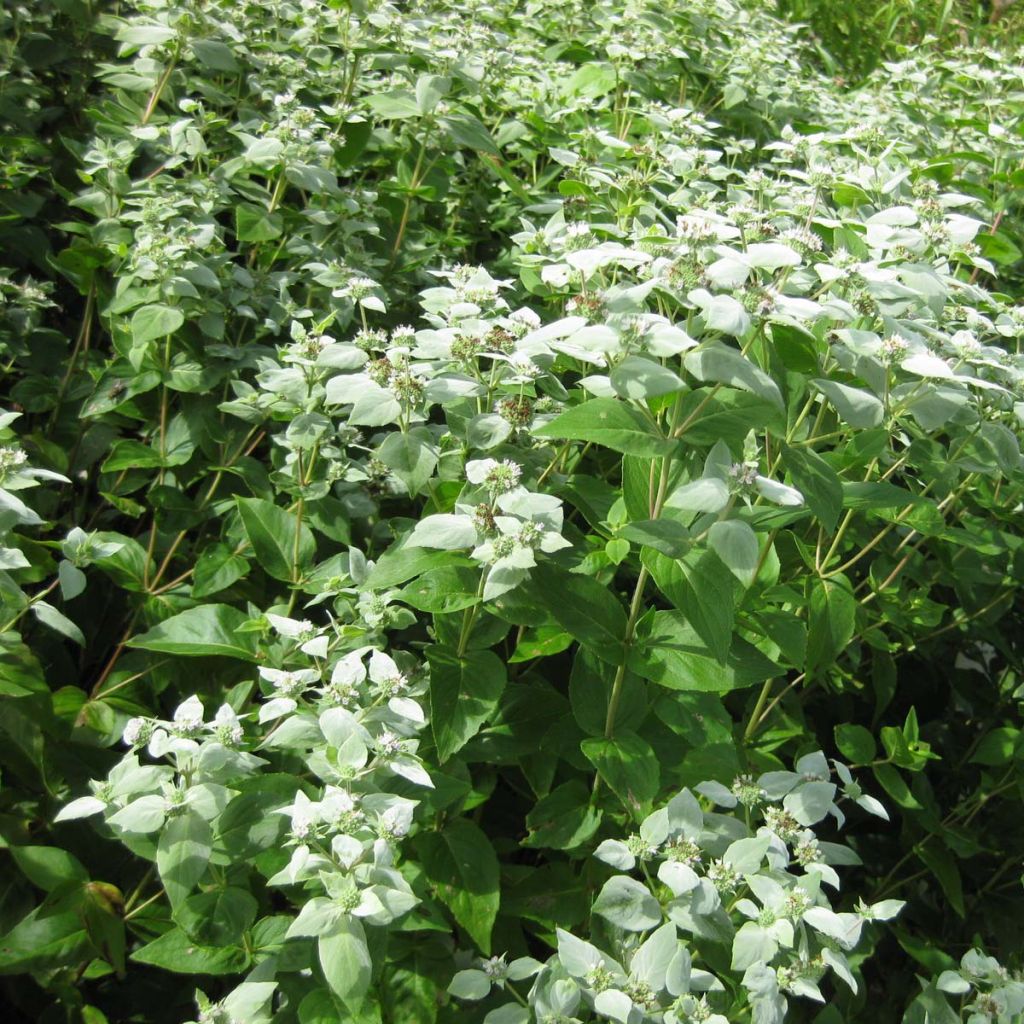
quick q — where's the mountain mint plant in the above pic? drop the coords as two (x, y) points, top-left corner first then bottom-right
(2, 0), (1024, 1022)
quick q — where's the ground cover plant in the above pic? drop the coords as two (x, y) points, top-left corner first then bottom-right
(2, 1), (1024, 1022)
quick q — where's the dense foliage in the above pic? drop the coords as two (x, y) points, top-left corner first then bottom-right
(2, 1), (1024, 1023)
(774, 0), (1024, 79)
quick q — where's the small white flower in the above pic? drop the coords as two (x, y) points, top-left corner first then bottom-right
(375, 730), (404, 758)
(259, 666), (319, 698)
(266, 613), (317, 639)
(275, 791), (319, 841)
(467, 458), (522, 493)
(507, 307), (541, 332)
(501, 354), (541, 382)
(211, 704), (244, 746)
(172, 695), (204, 735)
(122, 717), (152, 747)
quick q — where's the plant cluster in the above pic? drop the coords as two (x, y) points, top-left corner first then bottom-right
(1, 1), (1024, 1023)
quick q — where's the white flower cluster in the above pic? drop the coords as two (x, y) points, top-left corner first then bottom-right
(451, 751), (899, 1024)
(406, 457), (571, 600)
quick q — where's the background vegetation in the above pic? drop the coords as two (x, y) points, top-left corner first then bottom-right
(775, 0), (1024, 79)
(1, 2), (1024, 1023)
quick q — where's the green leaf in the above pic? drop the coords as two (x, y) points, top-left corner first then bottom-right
(620, 456), (656, 521)
(813, 379), (884, 428)
(129, 604), (260, 661)
(732, 922), (777, 971)
(367, 89), (421, 119)
(569, 648), (646, 738)
(806, 575), (856, 678)
(970, 727), (1020, 766)
(191, 38), (239, 72)
(684, 345), (783, 408)
(280, 417), (333, 457)
(841, 481), (922, 510)
(236, 496), (315, 582)
(101, 439), (166, 471)
(177, 887), (258, 947)
(510, 624), (573, 662)
(605, 538), (630, 564)
(363, 542), (467, 590)
(893, 929), (958, 977)
(417, 819), (500, 953)
(621, 519), (691, 557)
(80, 882), (127, 976)
(873, 764), (922, 810)
(532, 563), (626, 663)
(725, 836), (771, 873)
(675, 390), (784, 446)
(707, 520), (761, 587)
(243, 138), (284, 166)
(407, 514), (477, 550)
(11, 846), (88, 891)
(832, 182), (872, 207)
(664, 478), (730, 515)
(0, 908), (91, 973)
(320, 917), (372, 1011)
(377, 428), (438, 496)
(116, 23), (178, 46)
(448, 969), (491, 1000)
(131, 926), (248, 975)
(610, 356), (684, 400)
(534, 398), (676, 457)
(397, 566), (479, 613)
(0, 643), (47, 699)
(644, 549), (735, 664)
(192, 543), (250, 598)
(592, 875), (661, 931)
(157, 809), (212, 910)
(439, 113), (499, 155)
(131, 304), (184, 345)
(977, 230), (1022, 266)
(415, 74), (450, 114)
(382, 955), (445, 1024)
(784, 781), (837, 825)
(781, 445), (842, 533)
(32, 601), (84, 645)
(235, 203), (283, 242)
(216, 775), (301, 859)
(581, 729), (660, 815)
(564, 63), (617, 99)
(881, 724), (920, 769)
(770, 322), (820, 374)
(524, 781), (603, 851)
(722, 82), (747, 108)
(629, 610), (778, 693)
(427, 646), (506, 762)
(834, 724), (877, 765)
(916, 844), (965, 918)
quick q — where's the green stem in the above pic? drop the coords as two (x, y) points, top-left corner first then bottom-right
(602, 564), (650, 741)
(141, 50), (178, 125)
(291, 498), (306, 584)
(457, 573), (488, 657)
(47, 286), (94, 434)
(744, 679), (774, 744)
(390, 139), (428, 262)
(0, 579), (60, 634)
(600, 407), (679, 750)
